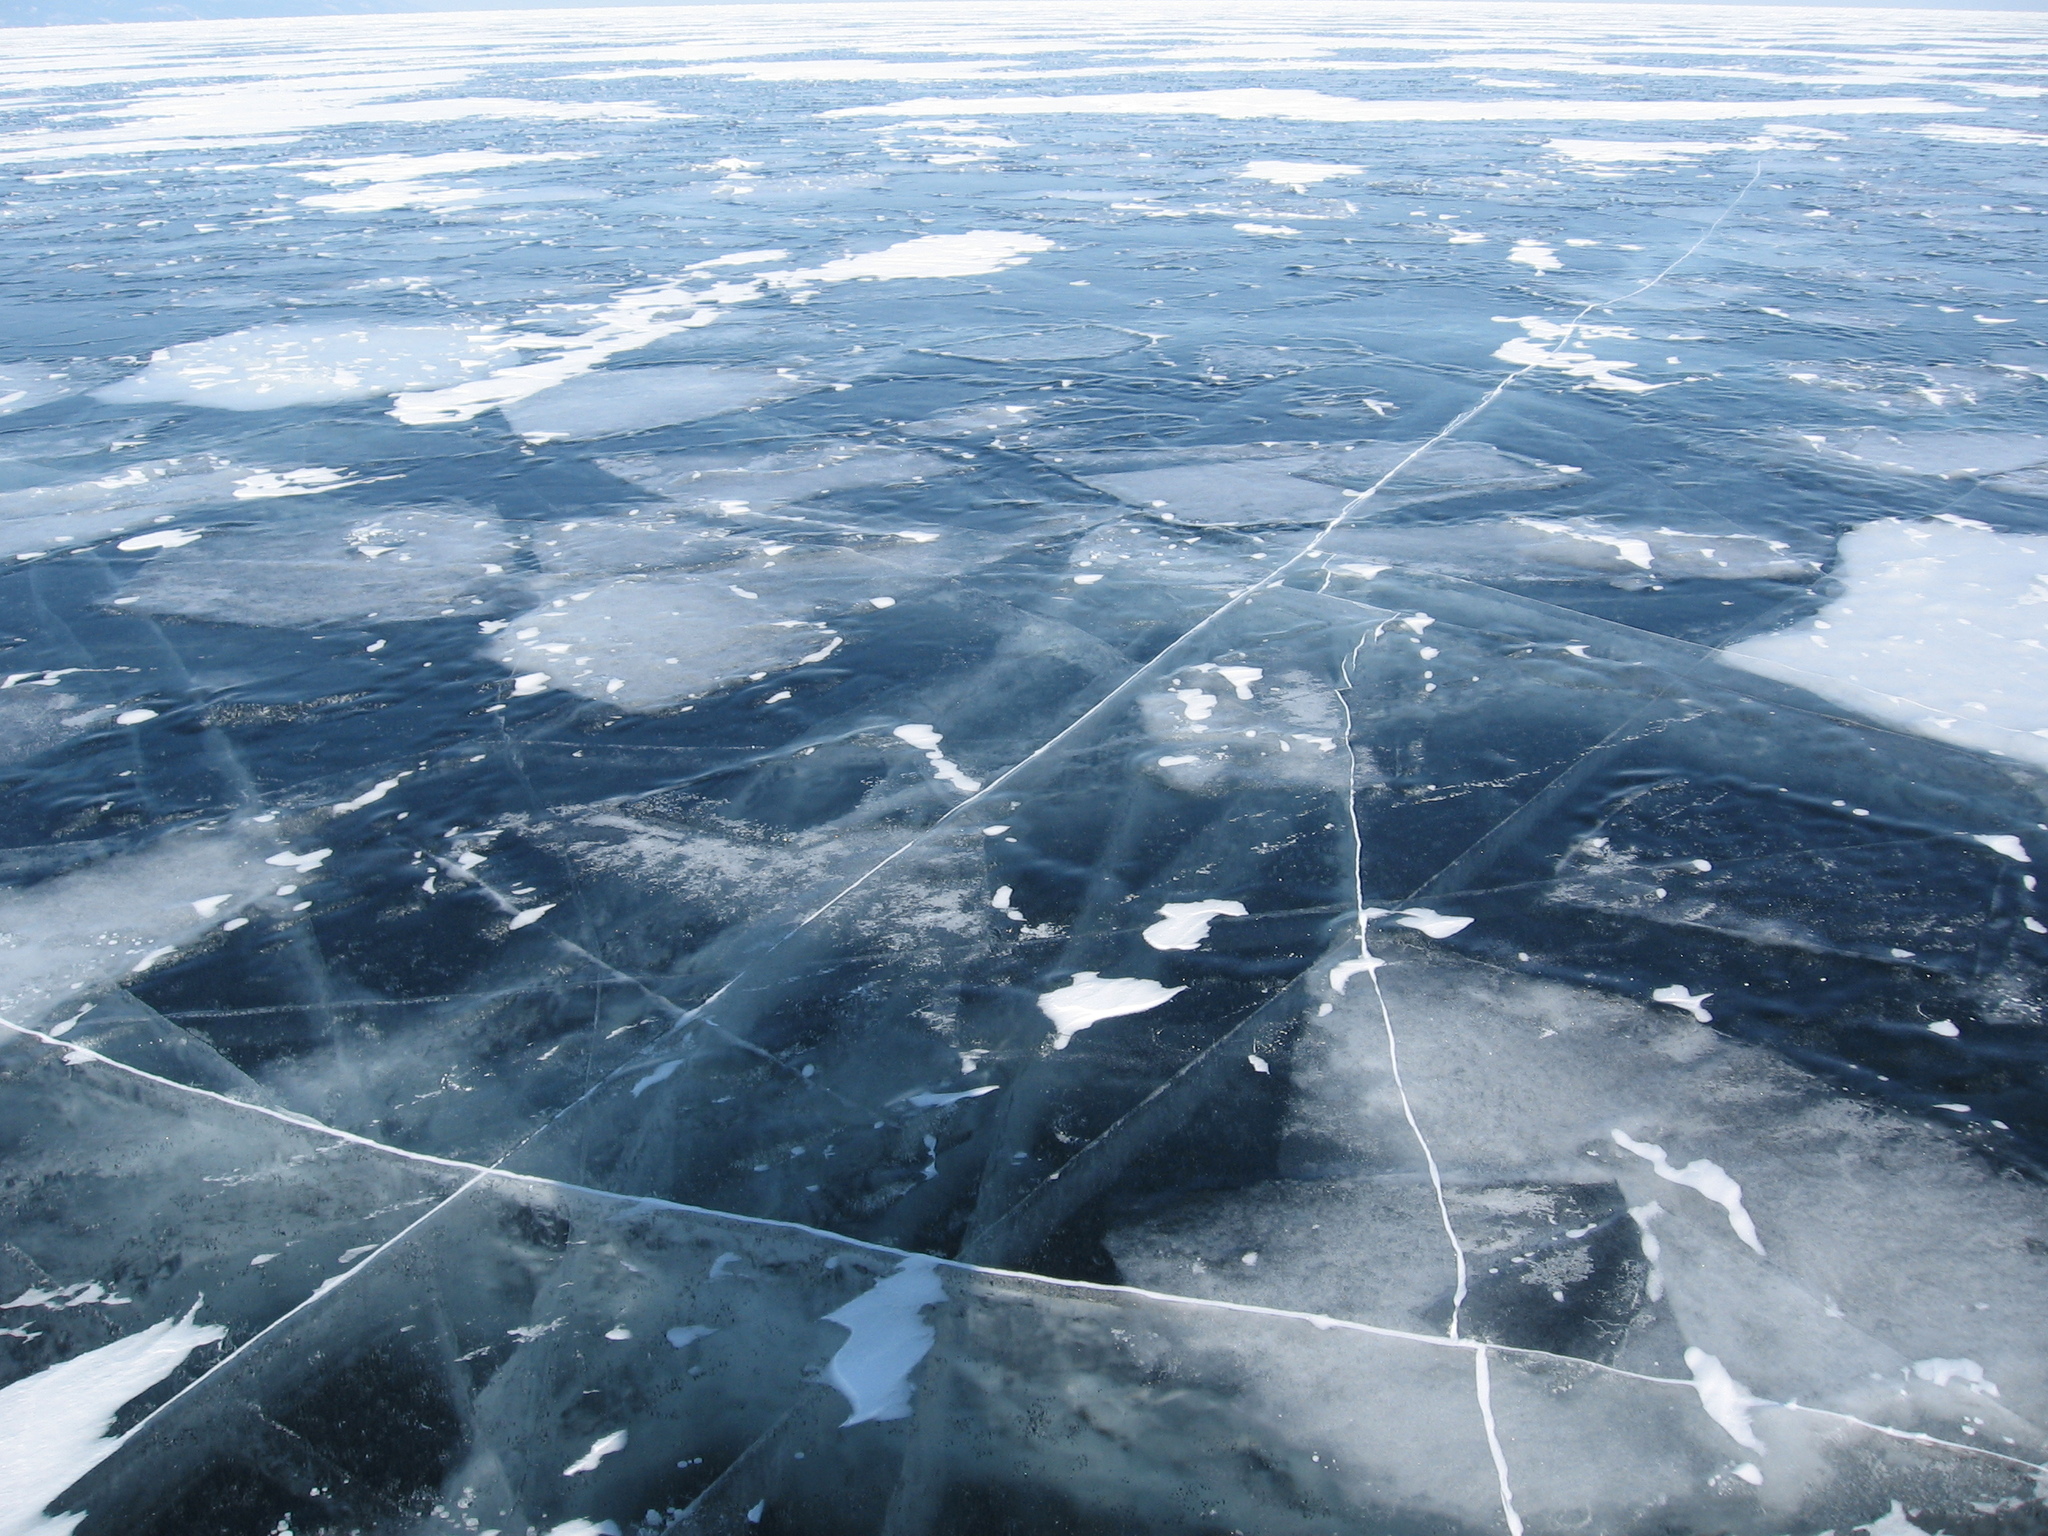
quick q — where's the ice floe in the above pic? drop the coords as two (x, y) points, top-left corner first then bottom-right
(1722, 517), (2048, 771)
(96, 323), (507, 411)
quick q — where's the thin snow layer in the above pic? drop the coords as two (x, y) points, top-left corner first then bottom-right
(1106, 938), (2048, 1481)
(1546, 138), (1744, 162)
(599, 442), (961, 515)
(389, 280), (720, 426)
(1721, 518), (2048, 771)
(1322, 518), (1815, 587)
(118, 508), (520, 627)
(0, 365), (73, 418)
(1051, 440), (1571, 526)
(517, 511), (735, 583)
(0, 688), (110, 766)
(1143, 900), (1247, 950)
(933, 326), (1142, 363)
(500, 365), (812, 443)
(820, 1257), (947, 1427)
(825, 91), (1966, 124)
(94, 323), (505, 411)
(773, 231), (1053, 285)
(1037, 973), (1186, 1049)
(1134, 662), (1350, 795)
(0, 72), (673, 163)
(1240, 159), (1361, 189)
(487, 561), (861, 710)
(0, 1306), (226, 1536)
(1920, 123), (2048, 148)
(1494, 316), (1659, 393)
(0, 457), (371, 561)
(295, 150), (589, 212)
(0, 827), (284, 1022)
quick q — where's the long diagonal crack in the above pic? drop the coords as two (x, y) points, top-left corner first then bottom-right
(1318, 161), (1769, 1533)
(7, 1016), (2038, 1490)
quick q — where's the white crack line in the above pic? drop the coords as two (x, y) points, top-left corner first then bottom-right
(7, 1015), (2037, 1488)
(1320, 160), (1768, 1536)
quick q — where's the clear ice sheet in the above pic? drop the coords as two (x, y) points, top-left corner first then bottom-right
(3, 3), (2048, 1533)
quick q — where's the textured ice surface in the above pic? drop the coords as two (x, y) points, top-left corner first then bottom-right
(117, 505), (521, 626)
(5, 3), (2048, 1534)
(94, 323), (506, 411)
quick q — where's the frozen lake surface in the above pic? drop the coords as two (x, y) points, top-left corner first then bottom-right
(3, 2), (2048, 1532)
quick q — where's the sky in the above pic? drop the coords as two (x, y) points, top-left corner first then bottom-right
(7, 0), (2046, 26)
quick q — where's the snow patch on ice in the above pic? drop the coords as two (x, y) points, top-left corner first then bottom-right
(1651, 984), (1713, 1022)
(233, 467), (385, 499)
(2, 1283), (129, 1312)
(0, 1304), (226, 1536)
(1143, 899), (1247, 950)
(296, 149), (589, 212)
(1328, 956), (1384, 994)
(1389, 907), (1474, 939)
(1973, 834), (2031, 864)
(561, 1429), (627, 1476)
(1920, 123), (2048, 148)
(1683, 1347), (1768, 1454)
(1611, 1129), (1764, 1254)
(821, 1257), (947, 1427)
(1547, 137), (1744, 163)
(1911, 1357), (2000, 1396)
(632, 1059), (683, 1097)
(905, 1085), (1000, 1108)
(114, 528), (201, 552)
(894, 724), (981, 793)
(1240, 159), (1361, 190)
(1494, 315), (1659, 393)
(1722, 519), (2048, 772)
(391, 283), (720, 426)
(1038, 972), (1186, 1048)
(772, 230), (1053, 286)
(265, 848), (332, 874)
